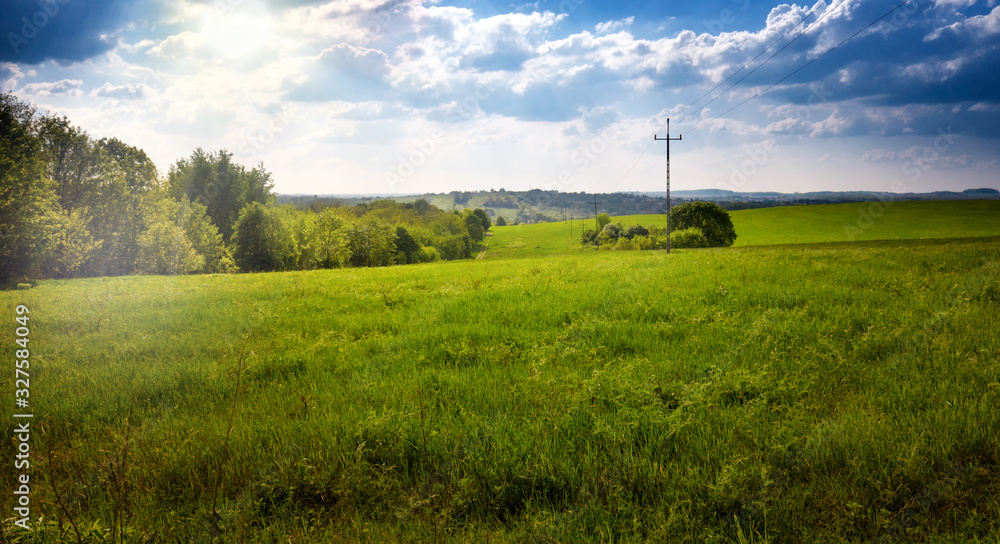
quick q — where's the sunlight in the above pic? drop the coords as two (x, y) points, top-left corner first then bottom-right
(200, 6), (275, 62)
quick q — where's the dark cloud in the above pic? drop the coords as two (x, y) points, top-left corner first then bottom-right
(0, 0), (141, 63)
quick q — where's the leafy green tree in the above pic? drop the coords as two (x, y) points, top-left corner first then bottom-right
(496, 216), (508, 226)
(624, 225), (649, 240)
(347, 217), (396, 268)
(597, 213), (611, 230)
(37, 114), (151, 277)
(669, 202), (737, 247)
(168, 149), (274, 242)
(395, 226), (421, 264)
(472, 208), (491, 231)
(41, 207), (103, 278)
(437, 233), (472, 260)
(98, 137), (160, 193)
(601, 222), (623, 245)
(0, 93), (61, 284)
(670, 227), (709, 249)
(137, 210), (204, 275)
(314, 209), (349, 269)
(231, 202), (298, 272)
(464, 214), (485, 242)
(176, 199), (235, 273)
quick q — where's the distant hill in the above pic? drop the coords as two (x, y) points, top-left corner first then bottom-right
(278, 188), (1000, 224)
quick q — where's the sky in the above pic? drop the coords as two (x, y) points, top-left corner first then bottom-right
(2, 0), (999, 196)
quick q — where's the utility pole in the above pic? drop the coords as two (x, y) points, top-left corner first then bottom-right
(592, 195), (601, 250)
(654, 119), (682, 253)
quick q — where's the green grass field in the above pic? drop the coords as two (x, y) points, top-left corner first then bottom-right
(3, 201), (1000, 542)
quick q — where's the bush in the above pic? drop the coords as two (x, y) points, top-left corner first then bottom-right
(232, 202), (298, 272)
(670, 227), (709, 249)
(669, 201), (737, 247)
(419, 246), (440, 262)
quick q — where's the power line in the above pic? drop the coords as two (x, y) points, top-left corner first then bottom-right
(613, 0), (843, 192)
(689, 0), (916, 134)
(615, 0), (916, 191)
(680, 0), (839, 125)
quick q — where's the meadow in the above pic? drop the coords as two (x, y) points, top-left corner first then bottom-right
(2, 201), (999, 542)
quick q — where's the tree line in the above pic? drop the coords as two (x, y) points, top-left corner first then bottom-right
(0, 93), (490, 285)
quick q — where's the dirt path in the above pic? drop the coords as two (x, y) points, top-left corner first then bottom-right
(476, 234), (491, 259)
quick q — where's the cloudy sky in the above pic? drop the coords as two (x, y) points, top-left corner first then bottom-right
(2, 0), (998, 195)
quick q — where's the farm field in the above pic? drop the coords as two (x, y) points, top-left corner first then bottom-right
(2, 201), (1000, 542)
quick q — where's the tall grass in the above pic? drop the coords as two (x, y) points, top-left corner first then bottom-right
(1, 208), (999, 541)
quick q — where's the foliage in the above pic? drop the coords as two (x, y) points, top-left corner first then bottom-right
(0, 93), (60, 284)
(395, 226), (421, 264)
(137, 213), (204, 276)
(465, 214), (486, 242)
(596, 213), (611, 230)
(167, 149), (274, 242)
(231, 202), (298, 272)
(496, 216), (508, 226)
(669, 201), (737, 247)
(670, 227), (710, 249)
(472, 208), (492, 231)
(347, 216), (396, 268)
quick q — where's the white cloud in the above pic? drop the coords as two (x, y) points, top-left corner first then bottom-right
(91, 82), (148, 100)
(147, 31), (209, 60)
(284, 43), (392, 102)
(19, 79), (84, 97)
(596, 16), (634, 35)
(1, 63), (25, 92)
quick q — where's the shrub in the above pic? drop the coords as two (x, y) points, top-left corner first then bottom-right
(670, 227), (709, 249)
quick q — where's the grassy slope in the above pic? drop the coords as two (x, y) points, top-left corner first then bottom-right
(591, 200), (1000, 248)
(2, 202), (1000, 542)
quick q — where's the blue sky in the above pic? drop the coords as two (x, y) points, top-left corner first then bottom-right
(2, 0), (998, 195)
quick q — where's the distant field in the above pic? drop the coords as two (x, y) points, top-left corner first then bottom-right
(3, 200), (999, 542)
(729, 199), (1000, 246)
(489, 200), (1000, 258)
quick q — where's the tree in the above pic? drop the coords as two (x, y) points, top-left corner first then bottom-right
(231, 202), (297, 272)
(0, 93), (61, 284)
(669, 202), (737, 247)
(137, 213), (204, 275)
(395, 226), (421, 264)
(670, 227), (709, 249)
(314, 209), (349, 269)
(624, 225), (649, 240)
(596, 213), (611, 230)
(98, 137), (160, 193)
(41, 207), (103, 278)
(601, 222), (623, 245)
(176, 199), (234, 273)
(472, 208), (491, 231)
(496, 216), (508, 226)
(346, 217), (396, 268)
(464, 214), (485, 242)
(37, 115), (150, 277)
(167, 149), (274, 242)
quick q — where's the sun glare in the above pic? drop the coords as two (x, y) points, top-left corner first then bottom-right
(201, 7), (275, 62)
